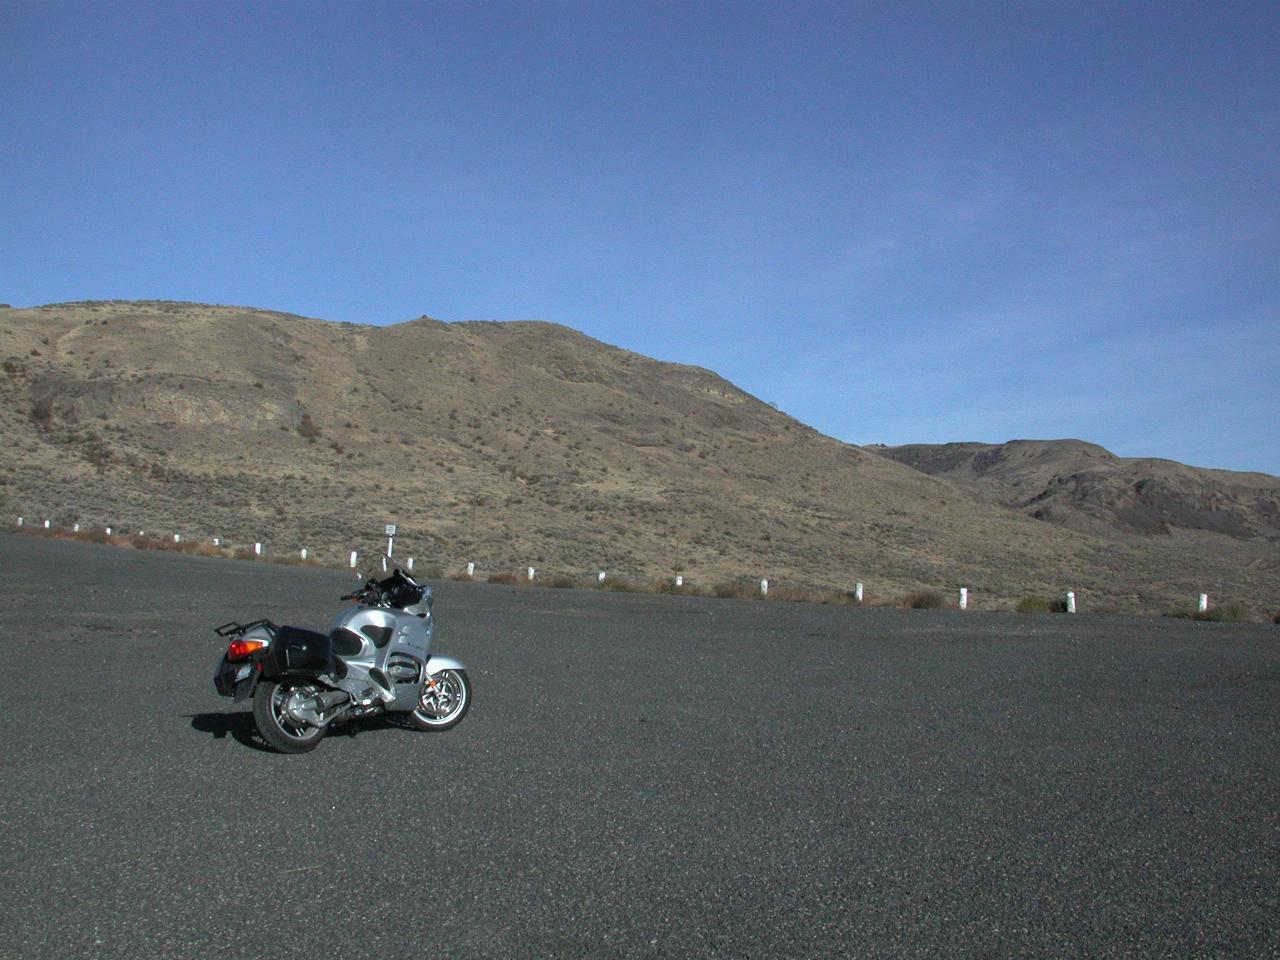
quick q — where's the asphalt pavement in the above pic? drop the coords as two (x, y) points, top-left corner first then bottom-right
(1, 533), (1277, 959)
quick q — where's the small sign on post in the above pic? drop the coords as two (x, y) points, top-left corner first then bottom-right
(959, 587), (969, 610)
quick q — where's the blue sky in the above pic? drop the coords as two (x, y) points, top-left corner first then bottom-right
(3, 1), (1277, 473)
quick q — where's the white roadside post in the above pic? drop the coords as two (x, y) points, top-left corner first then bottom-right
(1066, 591), (1077, 614)
(1198, 593), (1209, 614)
(855, 581), (864, 604)
(105, 527), (112, 536)
(407, 557), (414, 572)
(174, 533), (180, 543)
(213, 537), (220, 546)
(598, 571), (606, 584)
(73, 523), (80, 533)
(381, 556), (388, 572)
(959, 587), (969, 610)
(349, 551), (358, 569)
(254, 542), (262, 557)
(467, 561), (475, 577)
(16, 517), (22, 527)
(676, 575), (684, 587)
(385, 523), (396, 559)
(760, 578), (769, 597)
(300, 548), (308, 561)
(527, 566), (536, 581)
(43, 520), (50, 529)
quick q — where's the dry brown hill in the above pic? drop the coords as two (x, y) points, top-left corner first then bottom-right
(873, 439), (1280, 542)
(2, 300), (1277, 615)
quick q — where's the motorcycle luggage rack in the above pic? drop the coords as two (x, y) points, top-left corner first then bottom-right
(215, 618), (278, 638)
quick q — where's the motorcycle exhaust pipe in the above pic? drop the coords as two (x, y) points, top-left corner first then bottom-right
(315, 691), (351, 710)
(313, 690), (353, 725)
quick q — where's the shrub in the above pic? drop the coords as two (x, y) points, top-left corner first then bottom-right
(602, 578), (646, 593)
(1016, 596), (1069, 614)
(30, 397), (53, 426)
(767, 584), (820, 603)
(902, 590), (948, 610)
(1167, 603), (1252, 624)
(1199, 603), (1251, 623)
(653, 579), (707, 597)
(298, 413), (321, 439)
(486, 572), (518, 585)
(712, 581), (755, 600)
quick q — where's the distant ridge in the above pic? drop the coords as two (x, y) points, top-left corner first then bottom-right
(872, 440), (1280, 541)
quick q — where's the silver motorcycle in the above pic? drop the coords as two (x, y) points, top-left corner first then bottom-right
(212, 565), (471, 753)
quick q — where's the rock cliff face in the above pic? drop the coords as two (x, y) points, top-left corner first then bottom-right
(2, 300), (1277, 612)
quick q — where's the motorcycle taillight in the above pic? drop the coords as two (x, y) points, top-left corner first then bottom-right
(226, 638), (268, 662)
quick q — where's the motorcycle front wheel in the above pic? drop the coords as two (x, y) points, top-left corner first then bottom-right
(252, 680), (328, 754)
(408, 669), (471, 731)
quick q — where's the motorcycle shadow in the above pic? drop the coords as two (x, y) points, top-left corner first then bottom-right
(187, 712), (274, 751)
(187, 712), (414, 751)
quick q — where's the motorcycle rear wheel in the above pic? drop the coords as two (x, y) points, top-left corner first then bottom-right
(252, 680), (327, 754)
(408, 669), (471, 731)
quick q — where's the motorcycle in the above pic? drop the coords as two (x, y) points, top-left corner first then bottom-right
(212, 563), (471, 753)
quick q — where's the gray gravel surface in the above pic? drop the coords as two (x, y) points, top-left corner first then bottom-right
(1, 534), (1277, 959)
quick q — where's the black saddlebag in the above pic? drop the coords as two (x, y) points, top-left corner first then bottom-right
(264, 626), (333, 679)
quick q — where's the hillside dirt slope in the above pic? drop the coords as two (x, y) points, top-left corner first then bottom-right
(2, 300), (1277, 614)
